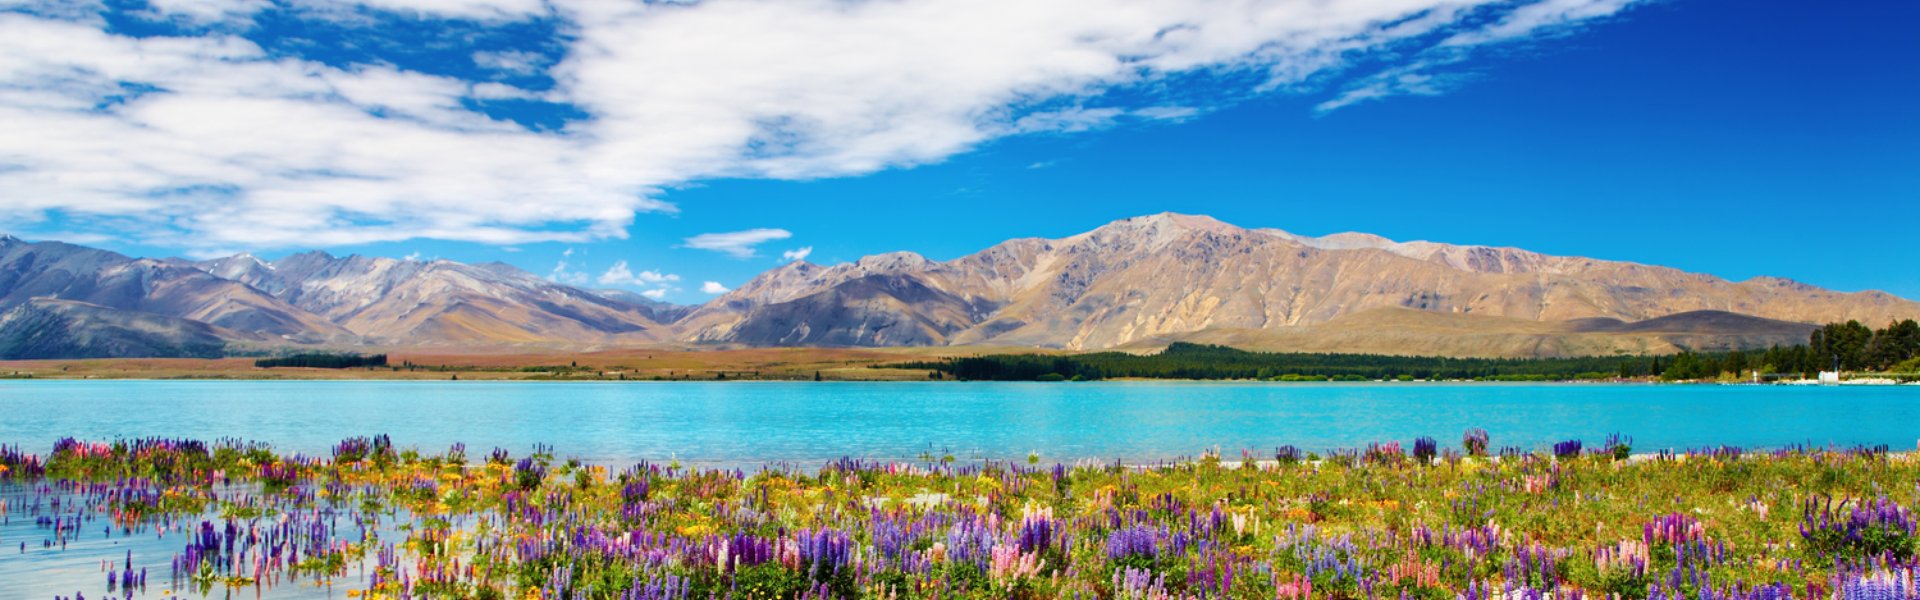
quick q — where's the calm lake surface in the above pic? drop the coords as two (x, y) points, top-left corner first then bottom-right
(2, 380), (1917, 465)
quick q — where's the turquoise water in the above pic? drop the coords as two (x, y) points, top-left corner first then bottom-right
(1, 380), (1916, 465)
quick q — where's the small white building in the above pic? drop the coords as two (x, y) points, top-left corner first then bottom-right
(1818, 371), (1842, 384)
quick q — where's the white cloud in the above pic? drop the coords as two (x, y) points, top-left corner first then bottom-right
(548, 257), (586, 285)
(641, 288), (669, 300)
(597, 260), (679, 287)
(471, 49), (548, 76)
(700, 281), (730, 295)
(683, 228), (792, 259)
(142, 0), (271, 26)
(1319, 0), (1639, 112)
(403, 251), (422, 261)
(283, 0), (551, 22)
(780, 246), (813, 263)
(1132, 106), (1202, 122)
(0, 0), (1643, 252)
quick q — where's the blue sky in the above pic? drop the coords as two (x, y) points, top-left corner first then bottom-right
(3, 0), (1915, 303)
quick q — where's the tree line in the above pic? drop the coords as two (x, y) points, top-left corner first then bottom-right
(899, 343), (1644, 382)
(902, 319), (1920, 382)
(255, 353), (389, 369)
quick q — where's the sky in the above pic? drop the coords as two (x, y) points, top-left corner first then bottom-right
(2, 0), (1915, 304)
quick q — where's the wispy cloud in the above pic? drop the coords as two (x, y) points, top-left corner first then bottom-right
(471, 49), (547, 76)
(683, 228), (792, 259)
(780, 246), (813, 263)
(700, 281), (730, 294)
(597, 260), (679, 287)
(1317, 0), (1641, 113)
(0, 0), (1644, 251)
(548, 260), (586, 285)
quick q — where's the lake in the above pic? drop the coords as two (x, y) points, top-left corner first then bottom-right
(2, 380), (1916, 466)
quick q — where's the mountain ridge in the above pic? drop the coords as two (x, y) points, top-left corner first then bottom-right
(685, 213), (1918, 350)
(3, 213), (1915, 358)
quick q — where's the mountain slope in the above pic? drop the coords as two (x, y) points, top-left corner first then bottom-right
(686, 213), (1920, 351)
(0, 236), (346, 342)
(1136, 308), (1818, 358)
(186, 251), (673, 346)
(0, 299), (227, 359)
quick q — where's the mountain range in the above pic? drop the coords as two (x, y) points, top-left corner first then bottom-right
(4, 214), (1916, 359)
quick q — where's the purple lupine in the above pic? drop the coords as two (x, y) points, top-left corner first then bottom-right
(1553, 439), (1583, 459)
(1802, 495), (1919, 560)
(1018, 509), (1056, 555)
(796, 528), (852, 583)
(1413, 437), (1439, 464)
(1106, 525), (1159, 561)
(1836, 568), (1919, 600)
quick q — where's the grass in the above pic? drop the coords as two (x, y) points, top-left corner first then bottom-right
(0, 347), (976, 381)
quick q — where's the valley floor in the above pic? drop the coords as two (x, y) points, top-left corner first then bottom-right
(0, 347), (995, 381)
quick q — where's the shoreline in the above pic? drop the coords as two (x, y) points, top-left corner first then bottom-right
(4, 372), (1915, 385)
(5, 374), (1917, 385)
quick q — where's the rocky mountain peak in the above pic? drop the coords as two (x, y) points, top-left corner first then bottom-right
(852, 251), (933, 273)
(1055, 212), (1248, 256)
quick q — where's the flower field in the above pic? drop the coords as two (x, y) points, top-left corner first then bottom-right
(3, 433), (1920, 600)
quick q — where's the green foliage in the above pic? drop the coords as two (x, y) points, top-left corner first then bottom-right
(907, 343), (1669, 382)
(907, 318), (1920, 382)
(1807, 319), (1920, 372)
(731, 562), (804, 599)
(255, 353), (387, 369)
(1659, 352), (1715, 381)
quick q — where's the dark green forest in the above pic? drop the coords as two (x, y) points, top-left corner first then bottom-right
(902, 319), (1920, 382)
(255, 353), (388, 369)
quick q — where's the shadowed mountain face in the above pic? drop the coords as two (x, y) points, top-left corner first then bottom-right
(3, 214), (1917, 358)
(0, 298), (227, 359)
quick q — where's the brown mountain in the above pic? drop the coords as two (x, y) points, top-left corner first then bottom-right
(681, 213), (1919, 354)
(0, 235), (346, 343)
(4, 215), (1915, 358)
(0, 235), (680, 356)
(184, 251), (673, 346)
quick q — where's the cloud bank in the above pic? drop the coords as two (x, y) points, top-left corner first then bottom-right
(0, 0), (1640, 251)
